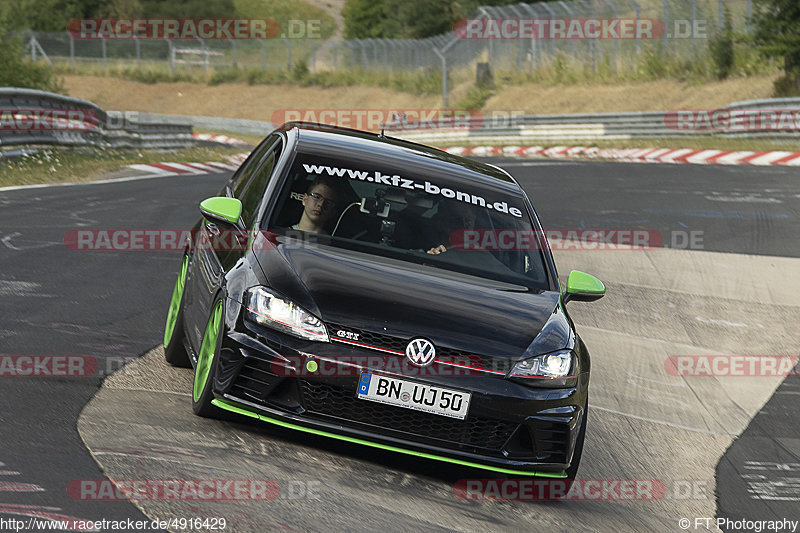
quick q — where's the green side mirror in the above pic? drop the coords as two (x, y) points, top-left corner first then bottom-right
(563, 270), (606, 304)
(199, 197), (242, 226)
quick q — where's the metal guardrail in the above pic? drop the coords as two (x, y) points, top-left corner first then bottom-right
(132, 112), (274, 136)
(0, 88), (195, 151)
(384, 98), (800, 145)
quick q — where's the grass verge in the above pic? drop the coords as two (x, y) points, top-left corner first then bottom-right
(0, 145), (245, 188)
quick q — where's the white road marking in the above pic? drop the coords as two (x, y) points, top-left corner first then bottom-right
(695, 316), (748, 328)
(591, 405), (737, 436)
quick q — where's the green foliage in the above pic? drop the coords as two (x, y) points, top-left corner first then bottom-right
(233, 0), (337, 40)
(0, 31), (64, 92)
(751, 0), (800, 88)
(456, 85), (493, 111)
(138, 0), (238, 18)
(291, 58), (310, 82)
(343, 0), (390, 38)
(710, 8), (735, 80)
(637, 45), (668, 79)
(343, 0), (522, 40)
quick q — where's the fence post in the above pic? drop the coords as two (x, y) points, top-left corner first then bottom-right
(434, 47), (448, 108)
(261, 39), (267, 70)
(69, 35), (75, 68)
(311, 41), (317, 73)
(691, 0), (697, 54)
(135, 38), (140, 69)
(603, 0), (619, 73)
(29, 31), (36, 62)
(538, 2), (559, 60)
(230, 39), (237, 68)
(557, 1), (577, 60)
(507, 4), (527, 69)
(168, 40), (174, 74)
(283, 37), (292, 70)
(101, 37), (107, 70)
(200, 39), (208, 74)
(627, 0), (641, 56)
(746, 0), (752, 34)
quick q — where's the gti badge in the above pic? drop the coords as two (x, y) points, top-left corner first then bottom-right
(405, 338), (436, 367)
(336, 329), (360, 341)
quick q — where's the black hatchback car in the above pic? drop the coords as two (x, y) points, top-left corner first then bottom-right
(163, 122), (605, 480)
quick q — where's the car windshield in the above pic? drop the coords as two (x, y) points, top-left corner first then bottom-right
(266, 152), (551, 290)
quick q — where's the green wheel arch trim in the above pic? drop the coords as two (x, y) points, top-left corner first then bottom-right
(565, 270), (606, 295)
(194, 300), (223, 402)
(163, 255), (189, 346)
(211, 398), (568, 478)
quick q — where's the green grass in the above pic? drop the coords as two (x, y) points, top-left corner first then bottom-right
(493, 44), (778, 87)
(0, 145), (245, 188)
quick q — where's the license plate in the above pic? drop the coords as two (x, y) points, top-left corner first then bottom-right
(357, 373), (471, 420)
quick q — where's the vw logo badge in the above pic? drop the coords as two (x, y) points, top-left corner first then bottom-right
(405, 338), (436, 367)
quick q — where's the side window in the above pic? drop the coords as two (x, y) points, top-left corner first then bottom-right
(231, 134), (279, 200)
(240, 137), (283, 226)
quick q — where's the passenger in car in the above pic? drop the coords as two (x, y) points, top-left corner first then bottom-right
(426, 201), (477, 255)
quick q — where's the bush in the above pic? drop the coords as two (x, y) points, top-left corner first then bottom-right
(0, 33), (63, 92)
(710, 9), (735, 79)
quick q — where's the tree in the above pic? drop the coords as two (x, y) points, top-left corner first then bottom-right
(751, 0), (800, 95)
(343, 0), (521, 40)
(709, 7), (734, 80)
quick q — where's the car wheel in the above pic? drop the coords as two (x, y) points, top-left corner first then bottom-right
(163, 254), (191, 367)
(192, 298), (224, 418)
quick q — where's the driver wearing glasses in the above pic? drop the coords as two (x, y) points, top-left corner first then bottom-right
(293, 176), (342, 233)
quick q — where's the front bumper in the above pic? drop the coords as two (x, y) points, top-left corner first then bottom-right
(211, 321), (587, 475)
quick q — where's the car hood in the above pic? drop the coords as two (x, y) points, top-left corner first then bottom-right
(253, 243), (562, 358)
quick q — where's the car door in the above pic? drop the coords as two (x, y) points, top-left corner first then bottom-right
(186, 134), (284, 354)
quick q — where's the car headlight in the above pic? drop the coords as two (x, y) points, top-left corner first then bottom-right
(245, 287), (329, 342)
(509, 350), (573, 379)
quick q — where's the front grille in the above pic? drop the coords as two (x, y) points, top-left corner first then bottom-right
(326, 322), (513, 374)
(298, 379), (518, 451)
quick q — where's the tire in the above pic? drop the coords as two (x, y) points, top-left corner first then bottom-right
(192, 298), (225, 418)
(164, 255), (191, 367)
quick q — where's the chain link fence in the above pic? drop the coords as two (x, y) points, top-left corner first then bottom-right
(16, 0), (753, 105)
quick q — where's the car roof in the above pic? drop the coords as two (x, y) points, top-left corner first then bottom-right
(281, 122), (521, 194)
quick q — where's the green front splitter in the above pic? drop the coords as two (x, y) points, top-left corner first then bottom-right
(211, 398), (567, 478)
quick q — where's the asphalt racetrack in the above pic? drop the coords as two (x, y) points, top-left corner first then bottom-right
(0, 159), (797, 532)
